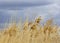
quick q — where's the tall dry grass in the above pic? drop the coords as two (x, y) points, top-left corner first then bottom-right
(0, 17), (60, 43)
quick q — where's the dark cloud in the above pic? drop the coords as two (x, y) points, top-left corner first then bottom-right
(0, 1), (53, 9)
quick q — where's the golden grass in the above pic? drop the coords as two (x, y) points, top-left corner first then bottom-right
(0, 17), (60, 43)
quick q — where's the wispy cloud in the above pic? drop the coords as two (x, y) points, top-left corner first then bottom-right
(24, 4), (60, 18)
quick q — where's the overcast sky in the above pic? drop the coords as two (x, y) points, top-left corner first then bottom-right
(0, 0), (60, 28)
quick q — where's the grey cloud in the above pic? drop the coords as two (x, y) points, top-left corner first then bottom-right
(0, 0), (54, 10)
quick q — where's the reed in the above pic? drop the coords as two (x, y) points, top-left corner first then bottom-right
(0, 17), (60, 43)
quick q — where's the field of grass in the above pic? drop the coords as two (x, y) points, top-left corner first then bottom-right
(0, 17), (60, 43)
